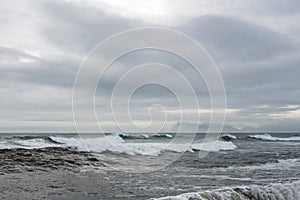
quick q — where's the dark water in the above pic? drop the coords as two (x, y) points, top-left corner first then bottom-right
(0, 133), (300, 199)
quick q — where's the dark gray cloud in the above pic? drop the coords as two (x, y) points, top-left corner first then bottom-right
(37, 0), (140, 53)
(178, 15), (295, 63)
(0, 56), (76, 88)
(223, 55), (300, 107)
(175, 15), (300, 128)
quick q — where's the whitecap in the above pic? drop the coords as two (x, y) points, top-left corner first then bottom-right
(248, 134), (300, 141)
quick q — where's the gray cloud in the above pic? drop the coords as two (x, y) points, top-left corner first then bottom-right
(178, 15), (295, 63)
(37, 0), (140, 53)
(174, 15), (300, 129)
(249, 0), (300, 16)
(0, 0), (300, 132)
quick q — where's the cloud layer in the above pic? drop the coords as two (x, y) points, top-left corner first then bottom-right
(0, 0), (300, 132)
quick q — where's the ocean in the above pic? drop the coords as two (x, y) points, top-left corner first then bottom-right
(0, 132), (300, 199)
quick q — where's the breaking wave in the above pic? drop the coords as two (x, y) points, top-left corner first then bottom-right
(0, 136), (61, 149)
(221, 134), (237, 141)
(118, 133), (173, 140)
(247, 134), (300, 141)
(152, 180), (300, 200)
(0, 135), (237, 156)
(52, 135), (237, 156)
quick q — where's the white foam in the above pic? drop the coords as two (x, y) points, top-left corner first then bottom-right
(50, 136), (88, 151)
(249, 134), (300, 141)
(167, 134), (173, 138)
(0, 135), (237, 156)
(0, 138), (60, 149)
(84, 137), (236, 155)
(50, 136), (237, 156)
(80, 136), (189, 156)
(152, 180), (300, 200)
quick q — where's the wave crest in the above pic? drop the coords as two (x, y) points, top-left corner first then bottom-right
(52, 136), (237, 155)
(248, 134), (300, 141)
(221, 134), (237, 141)
(0, 135), (237, 156)
(118, 133), (173, 140)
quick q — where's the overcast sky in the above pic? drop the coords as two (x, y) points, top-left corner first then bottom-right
(1, 0), (300, 133)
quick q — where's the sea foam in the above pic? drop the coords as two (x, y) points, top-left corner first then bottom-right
(152, 180), (300, 200)
(51, 135), (237, 156)
(248, 134), (300, 141)
(0, 135), (237, 156)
